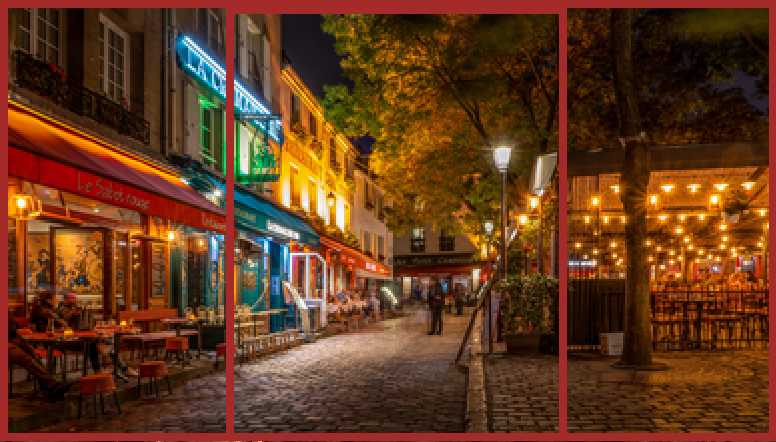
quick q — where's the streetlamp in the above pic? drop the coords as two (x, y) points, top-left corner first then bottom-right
(494, 145), (511, 282)
(483, 219), (494, 355)
(327, 192), (336, 226)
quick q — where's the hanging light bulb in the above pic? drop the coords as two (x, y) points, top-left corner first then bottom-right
(678, 256), (683, 261)
(649, 195), (659, 205)
(583, 254), (588, 259)
(720, 244), (726, 250)
(698, 249), (704, 255)
(612, 253), (618, 258)
(707, 254), (713, 259)
(758, 242), (763, 248)
(710, 194), (720, 205)
(648, 256), (654, 262)
(519, 214), (528, 225)
(669, 259), (675, 265)
(590, 196), (600, 207)
(759, 209), (767, 216)
(695, 258), (700, 263)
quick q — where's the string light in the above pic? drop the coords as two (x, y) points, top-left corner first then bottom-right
(722, 236), (728, 242)
(593, 249), (598, 255)
(612, 253), (618, 258)
(698, 249), (704, 255)
(695, 258), (700, 263)
(720, 244), (726, 249)
(519, 214), (528, 225)
(648, 256), (654, 262)
(688, 244), (694, 250)
(758, 242), (763, 248)
(759, 209), (767, 216)
(710, 194), (720, 205)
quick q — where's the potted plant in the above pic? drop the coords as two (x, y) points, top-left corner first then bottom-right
(497, 274), (558, 355)
(722, 190), (748, 223)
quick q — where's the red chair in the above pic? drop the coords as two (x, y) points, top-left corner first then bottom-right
(78, 373), (121, 418)
(164, 337), (190, 367)
(137, 361), (172, 397)
(215, 343), (227, 371)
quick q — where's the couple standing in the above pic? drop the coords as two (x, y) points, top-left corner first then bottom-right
(426, 278), (445, 335)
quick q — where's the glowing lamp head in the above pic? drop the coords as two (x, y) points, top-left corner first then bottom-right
(327, 192), (336, 207)
(575, 242), (581, 249)
(758, 242), (763, 248)
(710, 194), (720, 205)
(610, 242), (616, 248)
(719, 224), (727, 231)
(620, 216), (626, 223)
(722, 236), (728, 242)
(583, 215), (590, 224)
(698, 213), (706, 221)
(645, 240), (652, 246)
(679, 214), (686, 221)
(656, 246), (662, 252)
(529, 196), (539, 210)
(591, 196), (600, 207)
(720, 244), (726, 250)
(695, 258), (700, 263)
(16, 196), (27, 209)
(714, 183), (728, 191)
(688, 244), (693, 250)
(650, 195), (658, 205)
(483, 220), (494, 235)
(611, 185), (620, 193)
(661, 184), (674, 193)
(518, 215), (528, 225)
(603, 216), (609, 224)
(759, 209), (767, 216)
(698, 249), (704, 255)
(167, 231), (176, 241)
(593, 249), (598, 255)
(684, 236), (690, 243)
(742, 181), (755, 190)
(669, 250), (674, 256)
(675, 227), (683, 234)
(612, 253), (617, 258)
(688, 184), (700, 192)
(669, 259), (675, 265)
(658, 215), (668, 222)
(648, 256), (653, 262)
(493, 146), (512, 172)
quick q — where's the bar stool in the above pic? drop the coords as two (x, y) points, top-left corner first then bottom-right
(137, 361), (172, 397)
(78, 373), (121, 418)
(215, 343), (227, 370)
(164, 337), (190, 367)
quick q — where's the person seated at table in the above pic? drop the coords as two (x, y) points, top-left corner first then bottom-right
(8, 316), (74, 402)
(56, 293), (138, 378)
(29, 291), (66, 332)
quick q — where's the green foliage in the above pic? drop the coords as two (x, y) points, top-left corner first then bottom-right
(496, 274), (559, 334)
(568, 8), (768, 151)
(321, 14), (559, 236)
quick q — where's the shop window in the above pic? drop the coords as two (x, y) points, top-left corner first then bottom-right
(114, 232), (128, 312)
(411, 227), (425, 253)
(17, 8), (60, 65)
(99, 15), (129, 103)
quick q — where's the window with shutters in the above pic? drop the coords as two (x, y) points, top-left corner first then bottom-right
(291, 93), (301, 125)
(99, 15), (129, 103)
(17, 9), (61, 65)
(411, 228), (425, 253)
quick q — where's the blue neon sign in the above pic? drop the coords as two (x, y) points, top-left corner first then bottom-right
(176, 35), (282, 143)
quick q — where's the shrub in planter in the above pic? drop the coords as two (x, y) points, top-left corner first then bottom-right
(496, 274), (558, 354)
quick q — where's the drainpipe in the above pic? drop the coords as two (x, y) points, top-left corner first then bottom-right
(161, 9), (168, 157)
(169, 9), (178, 156)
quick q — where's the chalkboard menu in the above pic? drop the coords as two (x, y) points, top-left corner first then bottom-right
(8, 219), (17, 290)
(151, 243), (166, 298)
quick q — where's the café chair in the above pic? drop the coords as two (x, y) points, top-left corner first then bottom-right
(78, 373), (121, 418)
(215, 343), (227, 370)
(164, 337), (190, 367)
(137, 361), (172, 397)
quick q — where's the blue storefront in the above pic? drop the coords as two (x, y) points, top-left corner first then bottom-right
(234, 185), (319, 332)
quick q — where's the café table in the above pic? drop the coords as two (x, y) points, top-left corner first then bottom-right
(664, 297), (726, 348)
(161, 317), (207, 358)
(94, 326), (141, 379)
(21, 332), (81, 383)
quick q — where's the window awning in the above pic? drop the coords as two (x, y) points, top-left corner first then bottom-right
(234, 186), (319, 247)
(8, 101), (226, 233)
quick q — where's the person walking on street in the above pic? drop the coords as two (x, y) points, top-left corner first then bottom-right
(427, 278), (445, 335)
(369, 292), (381, 321)
(455, 286), (465, 316)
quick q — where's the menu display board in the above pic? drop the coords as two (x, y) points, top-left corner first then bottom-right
(151, 243), (166, 298)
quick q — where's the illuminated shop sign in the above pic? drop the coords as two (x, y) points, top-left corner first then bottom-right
(176, 35), (281, 142)
(568, 260), (597, 267)
(267, 221), (300, 241)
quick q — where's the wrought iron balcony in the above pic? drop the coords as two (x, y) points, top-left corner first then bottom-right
(14, 50), (150, 145)
(411, 238), (425, 253)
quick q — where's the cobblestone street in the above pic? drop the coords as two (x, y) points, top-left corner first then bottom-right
(29, 372), (226, 433)
(235, 309), (470, 432)
(568, 349), (769, 433)
(486, 353), (559, 432)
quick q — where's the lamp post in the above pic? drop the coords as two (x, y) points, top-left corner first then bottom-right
(327, 192), (336, 225)
(494, 146), (511, 282)
(483, 220), (494, 355)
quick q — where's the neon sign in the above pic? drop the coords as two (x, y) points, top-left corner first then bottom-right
(176, 35), (281, 143)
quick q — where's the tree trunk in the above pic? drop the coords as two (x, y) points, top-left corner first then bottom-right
(611, 9), (652, 366)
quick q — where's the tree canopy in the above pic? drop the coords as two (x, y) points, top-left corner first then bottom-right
(568, 8), (768, 152)
(321, 14), (559, 239)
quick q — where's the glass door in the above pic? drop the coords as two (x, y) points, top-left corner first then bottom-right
(114, 232), (128, 312)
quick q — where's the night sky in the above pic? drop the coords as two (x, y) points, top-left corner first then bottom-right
(282, 14), (374, 153)
(281, 14), (768, 154)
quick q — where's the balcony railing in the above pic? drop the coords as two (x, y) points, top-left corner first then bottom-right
(440, 236), (455, 252)
(14, 50), (150, 145)
(411, 238), (425, 253)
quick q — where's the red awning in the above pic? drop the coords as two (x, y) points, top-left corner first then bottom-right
(8, 102), (226, 233)
(319, 236), (391, 277)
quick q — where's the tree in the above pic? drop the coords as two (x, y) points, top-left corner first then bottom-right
(568, 9), (768, 152)
(610, 8), (653, 367)
(321, 14), (559, 236)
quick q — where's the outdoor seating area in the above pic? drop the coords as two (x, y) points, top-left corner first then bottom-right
(234, 311), (303, 364)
